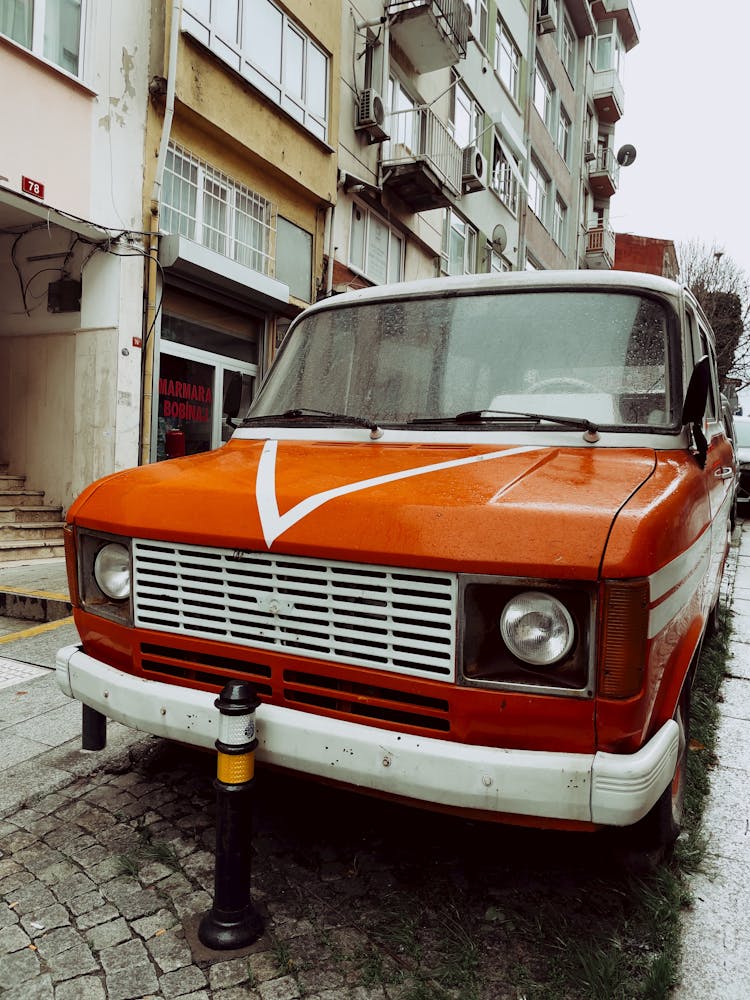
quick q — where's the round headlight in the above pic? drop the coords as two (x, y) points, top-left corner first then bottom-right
(499, 591), (574, 666)
(94, 543), (131, 601)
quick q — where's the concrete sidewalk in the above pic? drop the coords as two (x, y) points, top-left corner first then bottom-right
(677, 521), (750, 999)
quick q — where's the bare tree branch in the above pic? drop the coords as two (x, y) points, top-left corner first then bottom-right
(677, 240), (750, 388)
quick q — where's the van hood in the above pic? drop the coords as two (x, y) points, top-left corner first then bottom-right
(70, 437), (657, 578)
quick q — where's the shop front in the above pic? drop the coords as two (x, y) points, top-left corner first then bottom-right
(152, 289), (266, 462)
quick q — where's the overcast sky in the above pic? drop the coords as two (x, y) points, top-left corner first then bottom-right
(611, 0), (750, 280)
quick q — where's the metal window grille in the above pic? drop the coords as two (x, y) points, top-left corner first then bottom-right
(162, 142), (276, 277)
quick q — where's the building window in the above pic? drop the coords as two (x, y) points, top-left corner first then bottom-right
(349, 203), (403, 285)
(181, 0), (329, 141)
(276, 218), (313, 302)
(557, 105), (571, 164)
(442, 210), (477, 276)
(0, 0), (83, 75)
(468, 0), (488, 48)
(560, 18), (576, 81)
(162, 143), (276, 276)
(553, 195), (567, 248)
(489, 248), (511, 273)
(388, 76), (422, 154)
(450, 74), (483, 149)
(596, 18), (624, 80)
(495, 18), (521, 102)
(526, 254), (542, 270)
(528, 158), (549, 225)
(533, 59), (554, 133)
(491, 140), (519, 216)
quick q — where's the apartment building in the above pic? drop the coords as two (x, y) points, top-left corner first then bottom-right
(523, 0), (640, 270)
(0, 0), (640, 535)
(0, 2), (150, 534)
(334, 0), (529, 290)
(142, 0), (340, 463)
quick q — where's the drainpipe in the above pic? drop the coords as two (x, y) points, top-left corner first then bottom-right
(141, 0), (181, 465)
(325, 204), (336, 296)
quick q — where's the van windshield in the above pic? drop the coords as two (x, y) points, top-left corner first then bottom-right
(249, 290), (676, 429)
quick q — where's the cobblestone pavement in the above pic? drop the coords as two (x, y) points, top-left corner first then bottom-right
(3, 727), (547, 1000)
(2, 723), (630, 1000)
(0, 736), (411, 1000)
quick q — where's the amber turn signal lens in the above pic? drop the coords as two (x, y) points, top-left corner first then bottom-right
(599, 580), (649, 698)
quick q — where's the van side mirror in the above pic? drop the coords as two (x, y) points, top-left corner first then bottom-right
(681, 356), (710, 468)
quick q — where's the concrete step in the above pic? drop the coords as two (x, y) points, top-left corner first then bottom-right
(0, 505), (63, 524)
(0, 586), (72, 622)
(0, 474), (26, 491)
(0, 539), (66, 562)
(0, 522), (65, 542)
(0, 490), (47, 507)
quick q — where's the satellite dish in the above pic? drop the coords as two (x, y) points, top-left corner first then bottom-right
(616, 144), (637, 167)
(491, 223), (508, 253)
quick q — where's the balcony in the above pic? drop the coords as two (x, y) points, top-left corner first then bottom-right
(592, 66), (625, 123)
(381, 106), (462, 211)
(591, 0), (640, 50)
(387, 0), (469, 73)
(585, 225), (616, 269)
(588, 146), (620, 198)
(564, 0), (596, 37)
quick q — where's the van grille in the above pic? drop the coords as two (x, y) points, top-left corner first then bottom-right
(132, 540), (457, 681)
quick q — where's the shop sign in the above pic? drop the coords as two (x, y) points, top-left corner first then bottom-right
(159, 378), (212, 423)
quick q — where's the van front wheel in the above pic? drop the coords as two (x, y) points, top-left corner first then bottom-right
(630, 691), (689, 861)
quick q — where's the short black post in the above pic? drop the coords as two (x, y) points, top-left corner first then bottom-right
(198, 680), (264, 950)
(82, 703), (107, 750)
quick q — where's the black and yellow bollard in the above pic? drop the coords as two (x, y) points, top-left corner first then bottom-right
(198, 680), (264, 950)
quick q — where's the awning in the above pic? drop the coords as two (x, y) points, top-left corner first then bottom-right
(0, 183), (110, 241)
(160, 234), (290, 311)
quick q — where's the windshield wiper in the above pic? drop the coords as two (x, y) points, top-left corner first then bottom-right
(241, 408), (384, 437)
(410, 409), (600, 440)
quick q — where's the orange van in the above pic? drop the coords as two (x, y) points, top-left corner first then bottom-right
(57, 270), (734, 853)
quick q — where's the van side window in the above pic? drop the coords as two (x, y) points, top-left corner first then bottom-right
(698, 327), (719, 421)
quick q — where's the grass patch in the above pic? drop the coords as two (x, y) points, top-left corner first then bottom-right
(243, 599), (733, 1000)
(337, 610), (732, 1000)
(115, 815), (182, 877)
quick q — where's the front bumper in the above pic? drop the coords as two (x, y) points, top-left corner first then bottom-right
(56, 644), (678, 827)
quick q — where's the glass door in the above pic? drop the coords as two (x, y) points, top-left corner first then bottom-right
(153, 307), (260, 461)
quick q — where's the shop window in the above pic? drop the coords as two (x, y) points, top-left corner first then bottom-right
(158, 354), (215, 459)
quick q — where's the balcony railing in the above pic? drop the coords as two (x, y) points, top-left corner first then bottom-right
(585, 224), (615, 269)
(588, 146), (620, 198)
(589, 148), (620, 198)
(381, 106), (462, 211)
(387, 0), (469, 72)
(591, 66), (625, 123)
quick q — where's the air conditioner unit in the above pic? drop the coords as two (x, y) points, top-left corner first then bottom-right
(461, 145), (487, 193)
(583, 139), (596, 162)
(537, 0), (557, 34)
(355, 89), (389, 143)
